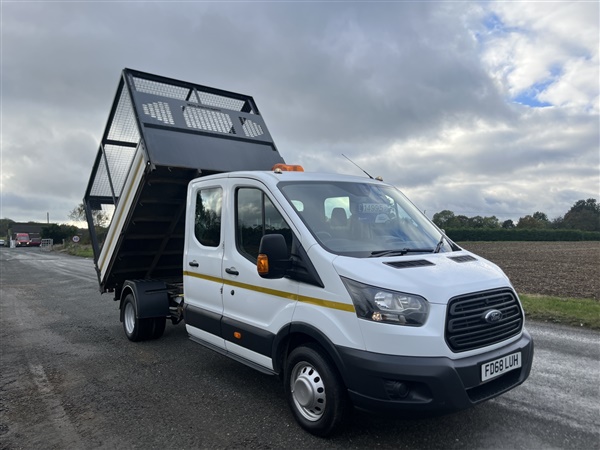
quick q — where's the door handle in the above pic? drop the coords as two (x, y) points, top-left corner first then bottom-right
(189, 260), (199, 267)
(225, 267), (239, 276)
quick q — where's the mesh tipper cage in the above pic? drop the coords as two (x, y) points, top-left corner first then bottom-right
(84, 69), (284, 292)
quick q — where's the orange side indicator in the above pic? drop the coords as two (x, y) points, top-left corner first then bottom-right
(257, 254), (269, 275)
(272, 163), (304, 172)
(234, 331), (242, 340)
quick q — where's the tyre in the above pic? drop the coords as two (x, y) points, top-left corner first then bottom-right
(122, 294), (153, 341)
(150, 317), (166, 339)
(284, 343), (350, 437)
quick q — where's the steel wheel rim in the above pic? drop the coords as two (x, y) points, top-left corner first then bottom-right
(290, 362), (326, 422)
(124, 302), (135, 335)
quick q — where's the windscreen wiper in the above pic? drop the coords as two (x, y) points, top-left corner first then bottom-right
(370, 248), (434, 257)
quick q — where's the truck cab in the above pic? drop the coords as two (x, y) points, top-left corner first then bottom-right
(182, 168), (533, 435)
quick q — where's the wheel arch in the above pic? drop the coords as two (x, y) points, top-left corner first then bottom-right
(272, 322), (349, 385)
(118, 280), (170, 323)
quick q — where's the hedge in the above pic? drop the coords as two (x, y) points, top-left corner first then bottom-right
(444, 228), (600, 241)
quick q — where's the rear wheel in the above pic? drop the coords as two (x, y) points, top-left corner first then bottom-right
(284, 343), (350, 437)
(150, 316), (166, 339)
(122, 294), (153, 341)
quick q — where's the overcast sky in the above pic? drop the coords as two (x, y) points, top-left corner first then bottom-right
(1, 1), (598, 226)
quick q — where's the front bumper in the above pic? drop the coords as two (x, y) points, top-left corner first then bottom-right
(338, 330), (533, 414)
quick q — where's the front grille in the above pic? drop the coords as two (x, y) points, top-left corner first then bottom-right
(445, 289), (523, 353)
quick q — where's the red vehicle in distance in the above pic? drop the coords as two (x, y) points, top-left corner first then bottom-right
(15, 233), (31, 247)
(29, 233), (42, 247)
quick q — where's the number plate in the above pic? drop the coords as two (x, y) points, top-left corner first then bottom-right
(481, 352), (521, 382)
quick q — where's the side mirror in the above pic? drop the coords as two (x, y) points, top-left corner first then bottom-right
(257, 234), (290, 279)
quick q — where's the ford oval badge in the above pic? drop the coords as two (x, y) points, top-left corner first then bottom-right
(484, 309), (503, 324)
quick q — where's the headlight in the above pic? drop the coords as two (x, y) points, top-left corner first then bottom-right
(341, 277), (429, 326)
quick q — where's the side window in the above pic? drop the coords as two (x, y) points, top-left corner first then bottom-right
(195, 187), (222, 247)
(236, 187), (292, 262)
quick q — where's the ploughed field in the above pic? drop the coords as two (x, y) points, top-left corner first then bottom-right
(459, 241), (600, 300)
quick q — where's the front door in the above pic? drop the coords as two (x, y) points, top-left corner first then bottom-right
(221, 181), (299, 370)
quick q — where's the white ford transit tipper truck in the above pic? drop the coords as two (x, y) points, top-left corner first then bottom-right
(84, 69), (533, 436)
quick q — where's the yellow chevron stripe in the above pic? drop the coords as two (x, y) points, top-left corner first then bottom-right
(183, 270), (355, 313)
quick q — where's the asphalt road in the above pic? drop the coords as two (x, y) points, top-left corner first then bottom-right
(1, 247), (599, 449)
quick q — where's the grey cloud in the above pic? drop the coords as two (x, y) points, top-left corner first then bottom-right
(1, 2), (597, 225)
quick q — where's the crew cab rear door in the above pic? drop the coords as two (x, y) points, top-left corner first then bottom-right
(183, 179), (227, 349)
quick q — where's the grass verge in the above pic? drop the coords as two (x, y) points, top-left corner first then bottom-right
(62, 244), (94, 258)
(520, 294), (600, 330)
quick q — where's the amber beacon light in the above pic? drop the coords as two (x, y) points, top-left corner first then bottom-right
(272, 163), (304, 172)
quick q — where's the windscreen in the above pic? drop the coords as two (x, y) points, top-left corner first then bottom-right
(280, 181), (452, 257)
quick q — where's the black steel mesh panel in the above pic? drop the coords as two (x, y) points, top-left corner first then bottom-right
(183, 106), (235, 134)
(104, 145), (137, 197)
(89, 155), (111, 197)
(102, 204), (115, 227)
(95, 202), (116, 253)
(240, 117), (264, 137)
(187, 90), (200, 103)
(142, 101), (175, 125)
(89, 145), (137, 198)
(130, 72), (253, 112)
(107, 86), (140, 144)
(445, 289), (523, 353)
(197, 91), (250, 112)
(132, 76), (191, 101)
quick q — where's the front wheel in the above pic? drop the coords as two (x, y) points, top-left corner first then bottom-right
(284, 343), (350, 437)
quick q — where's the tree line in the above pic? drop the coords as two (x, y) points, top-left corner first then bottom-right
(433, 198), (599, 232)
(3, 198), (599, 244)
